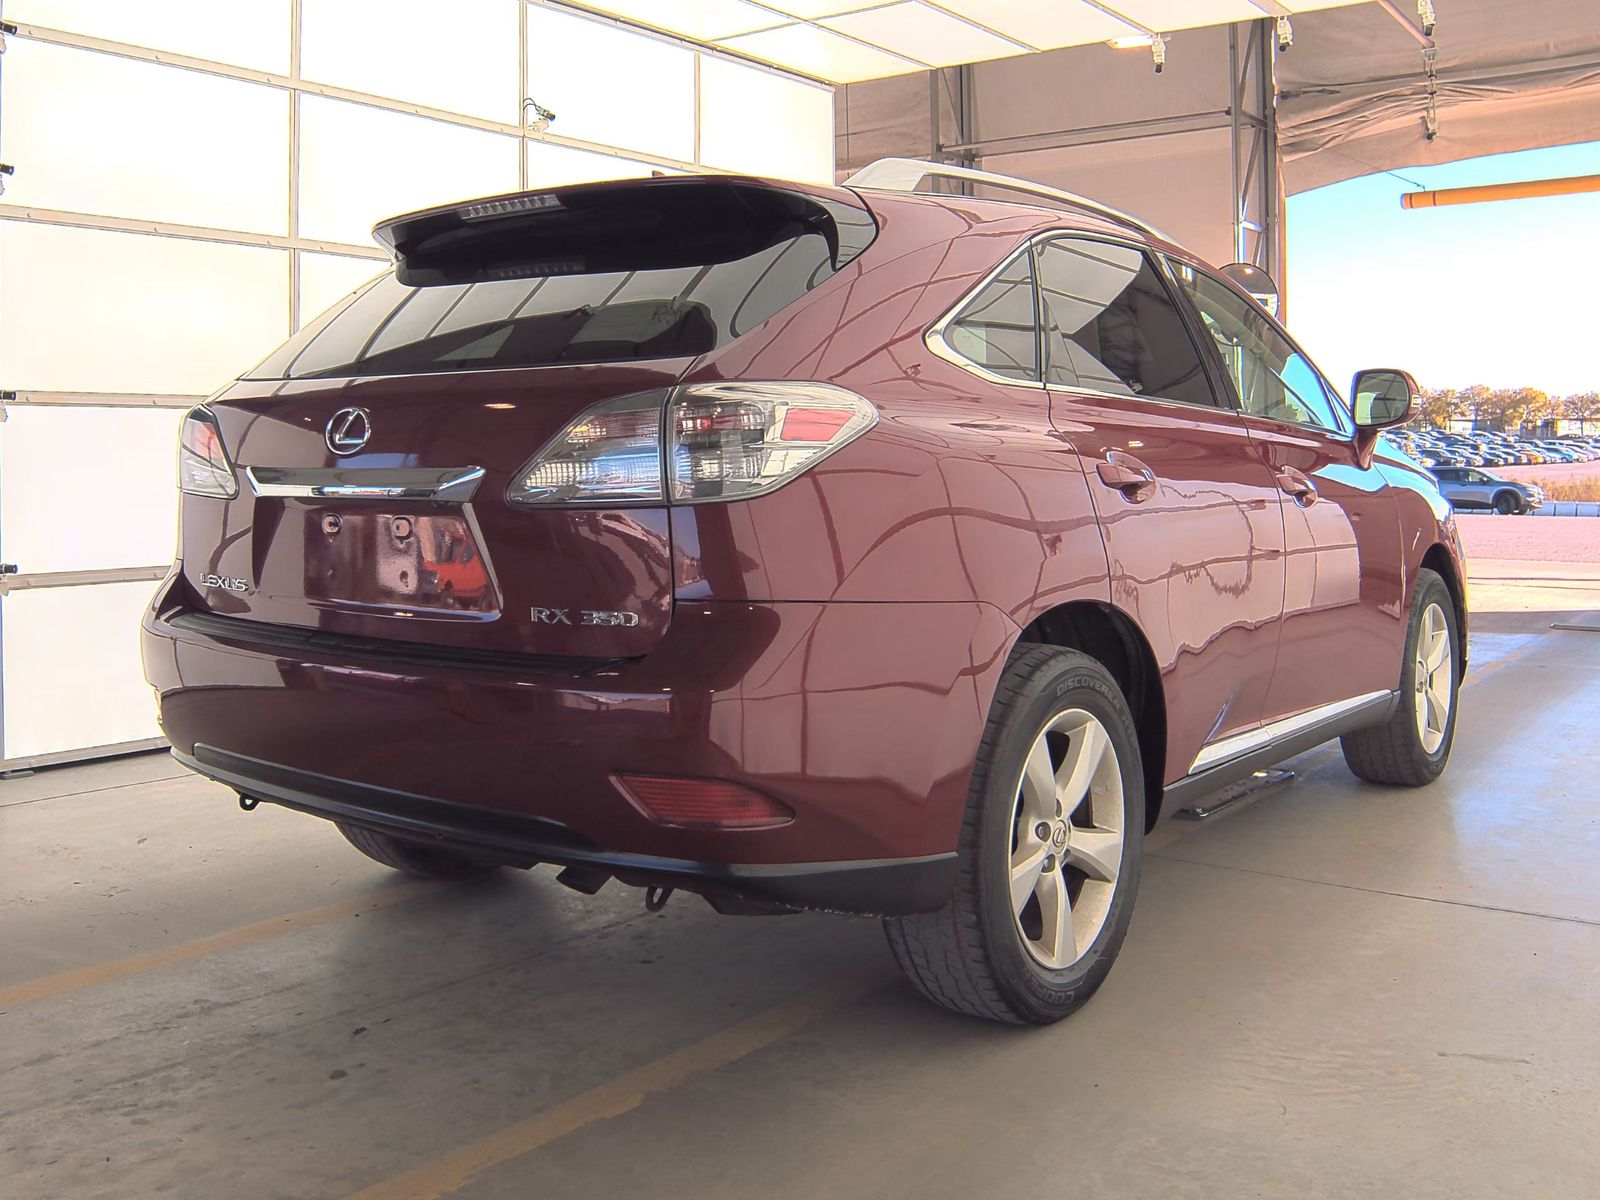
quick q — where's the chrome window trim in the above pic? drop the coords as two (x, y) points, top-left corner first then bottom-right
(245, 465), (486, 503)
(1165, 255), (1356, 441)
(924, 234), (1049, 392)
(1190, 690), (1396, 774)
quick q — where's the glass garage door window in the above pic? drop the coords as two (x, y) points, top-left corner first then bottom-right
(297, 95), (521, 247)
(14, 0), (292, 73)
(525, 6), (696, 162)
(299, 0), (521, 123)
(1, 40), (289, 235)
(1, 581), (165, 762)
(0, 223), (290, 395)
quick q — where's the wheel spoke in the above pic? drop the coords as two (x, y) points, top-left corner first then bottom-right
(1010, 840), (1048, 915)
(1425, 682), (1449, 734)
(1057, 720), (1107, 820)
(1063, 826), (1122, 882)
(1019, 736), (1057, 823)
(1424, 627), (1449, 674)
(1035, 869), (1075, 965)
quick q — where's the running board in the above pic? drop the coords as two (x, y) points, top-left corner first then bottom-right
(1189, 690), (1396, 775)
(1162, 690), (1398, 816)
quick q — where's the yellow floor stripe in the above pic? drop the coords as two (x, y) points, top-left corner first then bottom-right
(342, 969), (889, 1200)
(0, 879), (440, 1008)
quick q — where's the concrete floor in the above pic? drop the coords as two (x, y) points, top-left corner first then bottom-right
(4, 566), (1598, 1200)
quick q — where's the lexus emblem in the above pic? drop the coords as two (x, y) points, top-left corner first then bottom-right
(325, 406), (372, 455)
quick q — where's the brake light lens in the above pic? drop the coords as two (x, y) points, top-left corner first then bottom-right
(669, 382), (876, 503)
(506, 391), (667, 506)
(615, 774), (795, 830)
(178, 405), (239, 498)
(506, 382), (876, 507)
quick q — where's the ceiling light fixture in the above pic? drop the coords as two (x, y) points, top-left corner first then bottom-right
(1106, 32), (1168, 73)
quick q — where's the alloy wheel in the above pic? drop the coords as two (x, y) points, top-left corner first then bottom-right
(1008, 709), (1125, 970)
(1413, 602), (1453, 755)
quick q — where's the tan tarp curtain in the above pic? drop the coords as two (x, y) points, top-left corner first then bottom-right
(836, 0), (1600, 212)
(1277, 0), (1600, 192)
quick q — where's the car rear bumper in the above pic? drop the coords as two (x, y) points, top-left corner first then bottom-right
(175, 745), (956, 915)
(142, 582), (1015, 916)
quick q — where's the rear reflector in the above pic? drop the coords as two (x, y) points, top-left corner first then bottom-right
(615, 774), (795, 830)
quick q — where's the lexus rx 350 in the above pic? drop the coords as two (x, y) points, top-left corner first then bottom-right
(143, 159), (1466, 1024)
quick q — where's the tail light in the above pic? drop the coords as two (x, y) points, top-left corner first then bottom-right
(178, 406), (239, 498)
(506, 382), (876, 507)
(506, 391), (667, 505)
(615, 774), (795, 830)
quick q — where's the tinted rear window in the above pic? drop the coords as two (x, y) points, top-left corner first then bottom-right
(247, 183), (874, 380)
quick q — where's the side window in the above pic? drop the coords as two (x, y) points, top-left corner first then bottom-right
(1168, 260), (1345, 432)
(1035, 238), (1216, 407)
(942, 252), (1039, 382)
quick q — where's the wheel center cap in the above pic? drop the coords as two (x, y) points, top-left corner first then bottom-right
(1051, 821), (1069, 849)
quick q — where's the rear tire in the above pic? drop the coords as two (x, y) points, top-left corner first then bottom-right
(1340, 568), (1459, 786)
(883, 645), (1144, 1024)
(337, 823), (503, 879)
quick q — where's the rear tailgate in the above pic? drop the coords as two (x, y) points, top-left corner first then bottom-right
(189, 363), (685, 660)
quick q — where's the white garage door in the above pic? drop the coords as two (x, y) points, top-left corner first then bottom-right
(0, 0), (834, 769)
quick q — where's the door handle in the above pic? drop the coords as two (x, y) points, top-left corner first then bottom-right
(1275, 469), (1318, 506)
(1096, 454), (1157, 503)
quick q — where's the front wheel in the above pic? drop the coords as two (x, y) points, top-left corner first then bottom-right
(1340, 568), (1460, 786)
(1493, 491), (1521, 515)
(884, 645), (1144, 1024)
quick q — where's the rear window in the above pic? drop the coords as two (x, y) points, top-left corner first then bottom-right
(247, 180), (874, 380)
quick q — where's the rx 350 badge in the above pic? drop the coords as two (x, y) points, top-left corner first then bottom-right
(531, 607), (639, 627)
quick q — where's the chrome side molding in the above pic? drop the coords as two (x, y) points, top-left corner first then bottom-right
(245, 465), (486, 503)
(1190, 690), (1396, 774)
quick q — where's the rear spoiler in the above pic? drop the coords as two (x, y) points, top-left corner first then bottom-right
(372, 175), (877, 287)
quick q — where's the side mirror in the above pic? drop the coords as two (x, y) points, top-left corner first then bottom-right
(1350, 368), (1420, 467)
(1220, 262), (1280, 317)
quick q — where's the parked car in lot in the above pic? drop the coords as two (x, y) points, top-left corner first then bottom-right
(143, 159), (1467, 1024)
(1431, 466), (1544, 514)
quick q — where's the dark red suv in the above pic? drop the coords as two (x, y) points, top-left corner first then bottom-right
(143, 158), (1466, 1024)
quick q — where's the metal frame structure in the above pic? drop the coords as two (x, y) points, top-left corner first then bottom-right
(924, 18), (1284, 288)
(1227, 19), (1281, 282)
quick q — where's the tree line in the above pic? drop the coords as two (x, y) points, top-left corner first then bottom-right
(1415, 386), (1600, 432)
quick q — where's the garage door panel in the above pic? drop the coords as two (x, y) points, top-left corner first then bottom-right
(300, 0), (521, 124)
(0, 223), (290, 395)
(13, 0), (292, 74)
(297, 95), (521, 247)
(1, 580), (163, 761)
(1, 40), (290, 235)
(0, 407), (184, 576)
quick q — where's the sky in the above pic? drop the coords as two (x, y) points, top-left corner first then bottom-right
(1284, 140), (1600, 399)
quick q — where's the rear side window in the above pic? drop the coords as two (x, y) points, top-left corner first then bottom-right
(1035, 238), (1216, 407)
(247, 184), (874, 379)
(943, 254), (1040, 382)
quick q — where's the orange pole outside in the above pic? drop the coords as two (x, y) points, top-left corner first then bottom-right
(1401, 173), (1600, 209)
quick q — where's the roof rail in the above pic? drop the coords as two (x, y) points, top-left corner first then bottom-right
(843, 157), (1179, 247)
